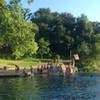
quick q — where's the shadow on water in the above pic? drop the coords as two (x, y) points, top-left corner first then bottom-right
(0, 73), (100, 100)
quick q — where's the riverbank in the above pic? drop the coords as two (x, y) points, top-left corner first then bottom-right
(0, 59), (44, 69)
(0, 58), (100, 73)
(0, 59), (69, 69)
(0, 59), (78, 77)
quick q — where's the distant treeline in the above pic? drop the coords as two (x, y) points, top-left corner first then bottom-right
(0, 0), (100, 70)
(31, 8), (100, 59)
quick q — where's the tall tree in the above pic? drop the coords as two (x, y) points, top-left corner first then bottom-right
(31, 8), (76, 58)
(0, 0), (38, 59)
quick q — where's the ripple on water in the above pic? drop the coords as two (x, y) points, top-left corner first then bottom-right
(0, 74), (100, 100)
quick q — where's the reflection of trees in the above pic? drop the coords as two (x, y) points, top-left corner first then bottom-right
(0, 77), (40, 100)
(0, 75), (99, 100)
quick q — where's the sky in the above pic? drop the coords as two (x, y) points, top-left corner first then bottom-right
(7, 0), (100, 22)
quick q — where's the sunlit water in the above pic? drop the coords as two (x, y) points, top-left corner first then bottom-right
(0, 74), (100, 100)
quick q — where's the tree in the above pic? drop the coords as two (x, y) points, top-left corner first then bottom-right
(37, 38), (50, 59)
(31, 8), (76, 58)
(0, 0), (38, 59)
(92, 21), (100, 34)
(95, 34), (100, 56)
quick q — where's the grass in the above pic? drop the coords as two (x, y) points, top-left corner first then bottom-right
(0, 58), (65, 70)
(0, 59), (45, 69)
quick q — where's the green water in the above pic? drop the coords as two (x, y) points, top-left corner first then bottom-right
(0, 74), (100, 100)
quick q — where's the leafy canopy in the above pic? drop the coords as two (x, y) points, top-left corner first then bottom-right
(0, 0), (38, 59)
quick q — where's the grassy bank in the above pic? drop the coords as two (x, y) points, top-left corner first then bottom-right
(0, 58), (63, 68)
(0, 58), (100, 72)
(0, 58), (67, 69)
(0, 59), (44, 69)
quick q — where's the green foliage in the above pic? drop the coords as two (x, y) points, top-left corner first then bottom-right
(55, 54), (61, 60)
(81, 58), (100, 72)
(27, 0), (34, 4)
(31, 8), (100, 71)
(78, 41), (91, 56)
(0, 1), (100, 72)
(0, 0), (6, 6)
(37, 38), (50, 59)
(0, 0), (38, 59)
(32, 9), (96, 58)
(95, 34), (100, 54)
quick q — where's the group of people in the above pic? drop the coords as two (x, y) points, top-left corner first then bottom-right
(1, 59), (78, 76)
(35, 60), (76, 75)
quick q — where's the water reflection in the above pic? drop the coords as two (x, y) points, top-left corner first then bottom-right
(0, 74), (100, 100)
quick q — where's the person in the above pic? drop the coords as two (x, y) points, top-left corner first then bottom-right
(3, 66), (7, 71)
(15, 65), (20, 72)
(37, 65), (42, 74)
(23, 68), (27, 76)
(37, 66), (40, 73)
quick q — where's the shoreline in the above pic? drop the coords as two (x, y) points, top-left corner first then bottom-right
(0, 62), (78, 77)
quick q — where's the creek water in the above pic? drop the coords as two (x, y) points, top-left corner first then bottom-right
(0, 74), (100, 100)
